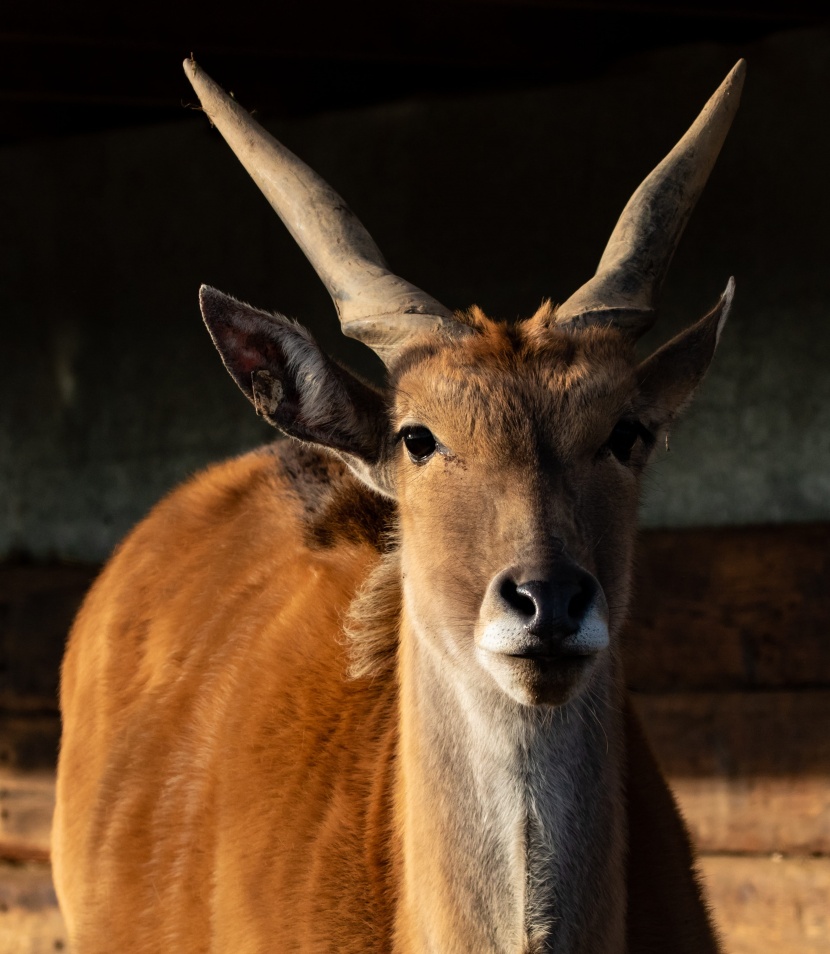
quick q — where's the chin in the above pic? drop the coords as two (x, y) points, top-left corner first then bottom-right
(477, 649), (599, 707)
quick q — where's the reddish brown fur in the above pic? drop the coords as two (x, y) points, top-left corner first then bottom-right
(55, 446), (400, 951)
(55, 310), (723, 952)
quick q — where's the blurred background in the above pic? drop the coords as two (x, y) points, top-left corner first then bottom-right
(1, 2), (828, 951)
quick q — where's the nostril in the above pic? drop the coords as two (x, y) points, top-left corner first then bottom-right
(500, 577), (536, 619)
(493, 570), (601, 638)
(567, 574), (598, 625)
(567, 589), (590, 623)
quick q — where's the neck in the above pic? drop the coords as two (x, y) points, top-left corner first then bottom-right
(393, 614), (627, 954)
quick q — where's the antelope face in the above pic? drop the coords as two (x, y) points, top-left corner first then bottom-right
(189, 59), (741, 705)
(203, 281), (730, 707)
(393, 316), (646, 706)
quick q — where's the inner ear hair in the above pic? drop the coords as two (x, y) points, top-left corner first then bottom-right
(200, 285), (388, 463)
(251, 369), (284, 419)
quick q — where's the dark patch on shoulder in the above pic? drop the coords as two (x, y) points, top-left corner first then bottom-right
(268, 440), (337, 511)
(270, 439), (395, 552)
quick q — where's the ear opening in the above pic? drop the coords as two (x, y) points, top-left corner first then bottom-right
(199, 285), (390, 474)
(636, 278), (735, 429)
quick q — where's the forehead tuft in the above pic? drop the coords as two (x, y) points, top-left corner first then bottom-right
(391, 310), (638, 449)
(393, 311), (635, 392)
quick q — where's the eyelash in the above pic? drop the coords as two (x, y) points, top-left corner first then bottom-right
(399, 426), (438, 463)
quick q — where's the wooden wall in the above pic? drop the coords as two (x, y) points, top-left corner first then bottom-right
(1, 524), (828, 952)
(628, 524), (830, 953)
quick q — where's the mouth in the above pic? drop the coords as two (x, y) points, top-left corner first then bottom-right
(476, 646), (599, 706)
(504, 649), (595, 663)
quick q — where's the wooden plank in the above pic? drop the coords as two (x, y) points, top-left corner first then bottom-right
(1, 677), (829, 859)
(3, 856), (830, 954)
(700, 855), (830, 954)
(0, 717), (60, 774)
(0, 861), (67, 954)
(0, 523), (827, 709)
(673, 775), (830, 856)
(0, 718), (59, 862)
(0, 855), (827, 954)
(634, 691), (830, 777)
(2, 524), (828, 711)
(1, 765), (826, 866)
(635, 691), (830, 853)
(0, 692), (827, 863)
(0, 564), (96, 712)
(0, 772), (53, 862)
(624, 523), (830, 691)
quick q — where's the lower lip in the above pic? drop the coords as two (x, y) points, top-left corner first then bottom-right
(481, 652), (597, 682)
(504, 651), (594, 664)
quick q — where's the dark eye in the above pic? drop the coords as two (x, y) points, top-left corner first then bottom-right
(401, 426), (437, 463)
(605, 419), (651, 463)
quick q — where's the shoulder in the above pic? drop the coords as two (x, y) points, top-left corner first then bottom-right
(115, 439), (394, 569)
(264, 440), (395, 551)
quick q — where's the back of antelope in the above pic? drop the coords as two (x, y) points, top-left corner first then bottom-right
(53, 58), (745, 953)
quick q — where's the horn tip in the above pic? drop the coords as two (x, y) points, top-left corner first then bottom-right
(724, 58), (747, 97)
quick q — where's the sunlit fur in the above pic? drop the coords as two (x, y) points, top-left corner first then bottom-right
(54, 305), (725, 953)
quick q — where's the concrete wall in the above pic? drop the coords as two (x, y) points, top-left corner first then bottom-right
(2, 27), (828, 562)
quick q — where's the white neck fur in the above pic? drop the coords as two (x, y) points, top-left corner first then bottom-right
(395, 614), (626, 954)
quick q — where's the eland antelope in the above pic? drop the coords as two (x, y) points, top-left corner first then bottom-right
(53, 57), (745, 953)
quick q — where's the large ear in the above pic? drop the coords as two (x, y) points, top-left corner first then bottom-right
(636, 278), (734, 431)
(200, 286), (394, 496)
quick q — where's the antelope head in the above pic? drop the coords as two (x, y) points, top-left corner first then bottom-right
(187, 59), (743, 707)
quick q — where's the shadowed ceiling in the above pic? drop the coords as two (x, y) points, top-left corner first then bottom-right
(1, 0), (824, 144)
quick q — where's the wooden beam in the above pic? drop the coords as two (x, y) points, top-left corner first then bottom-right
(625, 524), (830, 691)
(0, 772), (52, 863)
(1, 854), (828, 954)
(1, 709), (828, 953)
(0, 861), (67, 953)
(7, 763), (823, 873)
(2, 692), (828, 861)
(1, 524), (829, 709)
(675, 773), (830, 856)
(634, 691), (830, 854)
(0, 717), (60, 773)
(700, 855), (830, 954)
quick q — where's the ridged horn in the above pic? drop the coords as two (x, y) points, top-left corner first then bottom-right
(183, 57), (464, 365)
(555, 59), (746, 337)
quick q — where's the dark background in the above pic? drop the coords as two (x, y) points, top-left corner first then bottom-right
(1, 1), (824, 143)
(1, 0), (829, 562)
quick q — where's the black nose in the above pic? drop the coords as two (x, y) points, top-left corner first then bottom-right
(500, 570), (598, 639)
